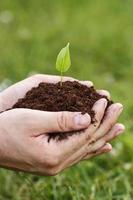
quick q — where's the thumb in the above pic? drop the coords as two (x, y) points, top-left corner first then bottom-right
(26, 110), (91, 134)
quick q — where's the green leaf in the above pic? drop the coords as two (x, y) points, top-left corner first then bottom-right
(56, 43), (71, 73)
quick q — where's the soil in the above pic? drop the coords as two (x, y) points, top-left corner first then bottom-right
(11, 81), (113, 141)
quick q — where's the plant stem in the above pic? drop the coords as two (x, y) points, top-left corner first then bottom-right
(60, 71), (63, 87)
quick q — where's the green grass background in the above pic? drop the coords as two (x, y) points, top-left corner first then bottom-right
(0, 0), (133, 199)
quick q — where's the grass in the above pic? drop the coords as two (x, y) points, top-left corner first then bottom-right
(0, 0), (133, 199)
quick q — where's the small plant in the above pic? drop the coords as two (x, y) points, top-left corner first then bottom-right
(56, 43), (71, 86)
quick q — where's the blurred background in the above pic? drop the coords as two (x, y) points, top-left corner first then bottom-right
(0, 0), (133, 199)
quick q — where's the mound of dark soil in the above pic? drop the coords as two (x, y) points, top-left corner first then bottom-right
(12, 81), (113, 141)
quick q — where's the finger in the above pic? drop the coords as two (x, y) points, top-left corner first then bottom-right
(63, 143), (112, 169)
(56, 122), (124, 170)
(47, 97), (107, 152)
(84, 98), (108, 145)
(0, 74), (77, 111)
(60, 136), (112, 167)
(83, 143), (112, 160)
(91, 103), (123, 141)
(57, 98), (107, 159)
(60, 136), (95, 168)
(79, 80), (93, 87)
(60, 141), (110, 169)
(97, 90), (110, 99)
(102, 123), (125, 143)
(87, 123), (125, 153)
(13, 109), (91, 135)
(89, 98), (107, 131)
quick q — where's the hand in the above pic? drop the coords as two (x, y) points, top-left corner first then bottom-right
(0, 98), (124, 176)
(0, 74), (125, 175)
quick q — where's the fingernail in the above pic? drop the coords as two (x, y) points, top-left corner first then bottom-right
(114, 103), (123, 112)
(105, 143), (112, 151)
(117, 124), (125, 131)
(74, 113), (90, 126)
(97, 98), (107, 109)
(116, 128), (124, 136)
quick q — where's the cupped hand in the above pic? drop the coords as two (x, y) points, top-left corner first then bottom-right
(0, 100), (124, 176)
(0, 74), (125, 175)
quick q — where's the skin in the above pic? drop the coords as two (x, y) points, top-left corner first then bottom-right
(0, 74), (125, 176)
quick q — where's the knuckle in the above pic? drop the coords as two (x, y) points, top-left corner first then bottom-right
(57, 112), (70, 131)
(88, 138), (96, 145)
(92, 150), (97, 154)
(85, 132), (91, 141)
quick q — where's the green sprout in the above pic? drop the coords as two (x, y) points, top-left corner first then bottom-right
(56, 43), (71, 87)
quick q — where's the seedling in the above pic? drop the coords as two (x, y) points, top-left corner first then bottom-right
(56, 43), (71, 86)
